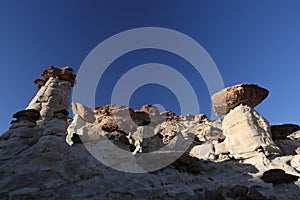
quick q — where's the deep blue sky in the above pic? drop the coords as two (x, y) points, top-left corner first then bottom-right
(0, 1), (299, 134)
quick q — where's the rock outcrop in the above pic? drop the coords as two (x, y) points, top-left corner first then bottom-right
(211, 84), (269, 116)
(1, 69), (300, 199)
(27, 66), (75, 121)
(271, 124), (300, 139)
(215, 104), (281, 159)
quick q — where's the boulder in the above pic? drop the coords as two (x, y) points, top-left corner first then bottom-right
(218, 104), (281, 159)
(271, 124), (300, 139)
(71, 102), (95, 123)
(12, 109), (41, 121)
(261, 169), (299, 184)
(211, 84), (269, 116)
(274, 139), (300, 155)
(140, 104), (160, 116)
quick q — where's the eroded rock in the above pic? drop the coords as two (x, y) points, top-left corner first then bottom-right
(216, 104), (281, 159)
(41, 66), (76, 87)
(261, 169), (299, 184)
(211, 84), (269, 116)
(271, 124), (300, 139)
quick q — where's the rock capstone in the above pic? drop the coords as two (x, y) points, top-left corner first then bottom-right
(211, 84), (269, 116)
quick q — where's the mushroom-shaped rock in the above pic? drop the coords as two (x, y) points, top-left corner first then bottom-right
(211, 84), (269, 116)
(41, 66), (76, 87)
(270, 124), (300, 139)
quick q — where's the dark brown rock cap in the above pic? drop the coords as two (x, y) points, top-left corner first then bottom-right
(211, 84), (269, 116)
(11, 109), (41, 123)
(271, 124), (300, 139)
(34, 66), (76, 88)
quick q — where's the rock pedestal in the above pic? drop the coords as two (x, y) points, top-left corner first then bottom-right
(215, 104), (281, 159)
(27, 66), (75, 121)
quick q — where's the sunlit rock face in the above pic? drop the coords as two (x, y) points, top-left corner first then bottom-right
(215, 104), (282, 159)
(211, 84), (269, 116)
(1, 68), (300, 199)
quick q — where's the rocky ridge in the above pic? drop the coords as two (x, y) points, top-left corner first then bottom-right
(0, 66), (300, 199)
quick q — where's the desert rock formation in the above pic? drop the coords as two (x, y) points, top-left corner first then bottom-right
(1, 67), (300, 199)
(211, 84), (269, 116)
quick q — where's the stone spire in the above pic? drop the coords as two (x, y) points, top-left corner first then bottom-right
(27, 66), (76, 120)
(7, 66), (76, 137)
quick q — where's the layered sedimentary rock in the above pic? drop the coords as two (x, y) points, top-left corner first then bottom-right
(1, 70), (300, 199)
(211, 84), (269, 116)
(215, 104), (281, 159)
(27, 66), (75, 121)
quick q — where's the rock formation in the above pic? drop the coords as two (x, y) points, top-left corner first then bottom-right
(1, 67), (300, 199)
(211, 84), (269, 116)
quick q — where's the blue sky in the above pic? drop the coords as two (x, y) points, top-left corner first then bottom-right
(0, 1), (299, 134)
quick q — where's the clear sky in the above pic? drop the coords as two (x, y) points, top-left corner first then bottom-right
(0, 1), (299, 134)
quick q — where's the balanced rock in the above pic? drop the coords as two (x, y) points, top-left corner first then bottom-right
(271, 124), (300, 139)
(3, 65), (300, 199)
(211, 84), (269, 116)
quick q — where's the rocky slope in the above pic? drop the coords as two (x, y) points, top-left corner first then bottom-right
(1, 66), (300, 199)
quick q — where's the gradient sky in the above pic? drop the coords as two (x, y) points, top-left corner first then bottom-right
(0, 1), (299, 134)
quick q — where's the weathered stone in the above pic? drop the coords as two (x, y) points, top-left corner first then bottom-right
(27, 77), (71, 120)
(274, 139), (300, 155)
(291, 155), (300, 172)
(226, 185), (248, 198)
(211, 84), (269, 116)
(160, 111), (180, 121)
(12, 109), (41, 121)
(71, 102), (95, 123)
(42, 66), (76, 86)
(189, 144), (215, 160)
(140, 104), (160, 116)
(34, 78), (46, 89)
(220, 104), (281, 158)
(171, 153), (203, 174)
(271, 124), (300, 139)
(296, 147), (300, 155)
(195, 120), (222, 142)
(261, 169), (299, 184)
(247, 186), (267, 200)
(3, 70), (300, 199)
(195, 114), (208, 123)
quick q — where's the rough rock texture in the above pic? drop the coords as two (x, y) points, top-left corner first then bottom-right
(211, 84), (269, 116)
(215, 104), (281, 159)
(41, 66), (76, 86)
(1, 73), (300, 199)
(27, 66), (74, 120)
(261, 169), (299, 184)
(271, 124), (300, 139)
